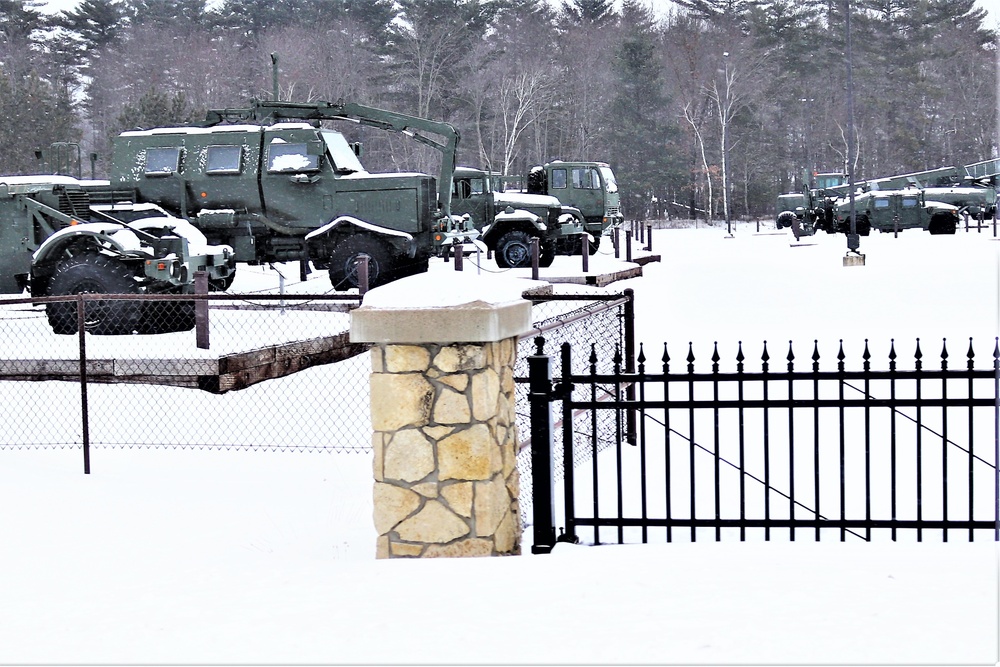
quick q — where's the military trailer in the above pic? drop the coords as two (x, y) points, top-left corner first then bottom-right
(500, 161), (623, 250)
(450, 166), (584, 267)
(0, 176), (234, 334)
(832, 189), (959, 235)
(100, 100), (472, 291)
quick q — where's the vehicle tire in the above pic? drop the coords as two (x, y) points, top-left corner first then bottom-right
(494, 230), (534, 268)
(328, 235), (391, 290)
(588, 236), (600, 254)
(929, 215), (957, 235)
(45, 252), (141, 335)
(540, 242), (555, 267)
(139, 298), (196, 334)
(776, 211), (796, 229)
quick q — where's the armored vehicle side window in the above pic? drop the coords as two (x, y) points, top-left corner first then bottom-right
(206, 145), (242, 174)
(551, 168), (567, 189)
(144, 147), (182, 176)
(267, 140), (319, 173)
(902, 197), (918, 208)
(875, 199), (890, 208)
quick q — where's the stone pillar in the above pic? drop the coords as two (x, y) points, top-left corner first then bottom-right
(350, 276), (536, 558)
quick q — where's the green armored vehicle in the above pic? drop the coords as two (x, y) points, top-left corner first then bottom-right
(451, 166), (583, 267)
(103, 100), (471, 290)
(0, 176), (234, 334)
(832, 189), (959, 235)
(500, 161), (622, 250)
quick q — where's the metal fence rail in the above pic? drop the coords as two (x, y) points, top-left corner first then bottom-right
(529, 337), (1000, 550)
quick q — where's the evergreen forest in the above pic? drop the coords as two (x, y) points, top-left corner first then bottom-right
(0, 0), (995, 222)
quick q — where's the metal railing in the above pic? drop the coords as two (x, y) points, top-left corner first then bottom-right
(528, 336), (1000, 551)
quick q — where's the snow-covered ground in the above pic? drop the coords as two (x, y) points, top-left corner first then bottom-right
(0, 223), (997, 665)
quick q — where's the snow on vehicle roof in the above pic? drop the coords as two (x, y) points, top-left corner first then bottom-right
(121, 125), (264, 136)
(0, 175), (80, 186)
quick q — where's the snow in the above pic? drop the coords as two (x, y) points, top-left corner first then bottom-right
(1, 222), (998, 665)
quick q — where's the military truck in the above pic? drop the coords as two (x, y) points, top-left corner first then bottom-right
(450, 166), (584, 267)
(775, 172), (845, 237)
(831, 189), (959, 235)
(100, 100), (473, 291)
(0, 176), (234, 334)
(499, 161), (623, 250)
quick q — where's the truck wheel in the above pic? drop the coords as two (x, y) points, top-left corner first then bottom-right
(45, 253), (141, 335)
(776, 211), (795, 229)
(929, 215), (957, 235)
(588, 236), (600, 254)
(140, 298), (196, 334)
(540, 242), (555, 267)
(494, 230), (533, 268)
(328, 236), (390, 290)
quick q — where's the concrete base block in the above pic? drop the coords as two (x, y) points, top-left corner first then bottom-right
(843, 252), (866, 267)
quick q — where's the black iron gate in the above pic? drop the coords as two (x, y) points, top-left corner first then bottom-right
(528, 337), (1000, 552)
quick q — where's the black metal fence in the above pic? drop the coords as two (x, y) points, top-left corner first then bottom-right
(529, 336), (1000, 551)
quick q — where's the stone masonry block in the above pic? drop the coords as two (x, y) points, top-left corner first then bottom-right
(370, 373), (433, 431)
(423, 538), (494, 558)
(471, 368), (501, 422)
(434, 345), (486, 373)
(385, 345), (431, 373)
(395, 500), (470, 543)
(433, 385), (471, 424)
(438, 424), (501, 481)
(474, 475), (512, 537)
(384, 429), (435, 483)
(373, 483), (422, 535)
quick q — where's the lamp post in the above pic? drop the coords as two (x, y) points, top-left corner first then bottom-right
(723, 51), (731, 236)
(843, 0), (865, 266)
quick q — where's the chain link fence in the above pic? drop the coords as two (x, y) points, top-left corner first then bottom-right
(0, 287), (633, 528)
(514, 291), (635, 525)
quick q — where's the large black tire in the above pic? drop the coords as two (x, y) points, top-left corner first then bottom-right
(45, 253), (141, 335)
(929, 214), (957, 235)
(588, 236), (600, 254)
(494, 230), (534, 268)
(776, 211), (796, 229)
(139, 298), (196, 334)
(328, 235), (392, 291)
(540, 242), (555, 268)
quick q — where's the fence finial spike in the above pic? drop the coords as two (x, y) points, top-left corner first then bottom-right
(736, 340), (745, 363)
(687, 341), (695, 373)
(967, 337), (974, 370)
(662, 342), (670, 370)
(637, 342), (646, 367)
